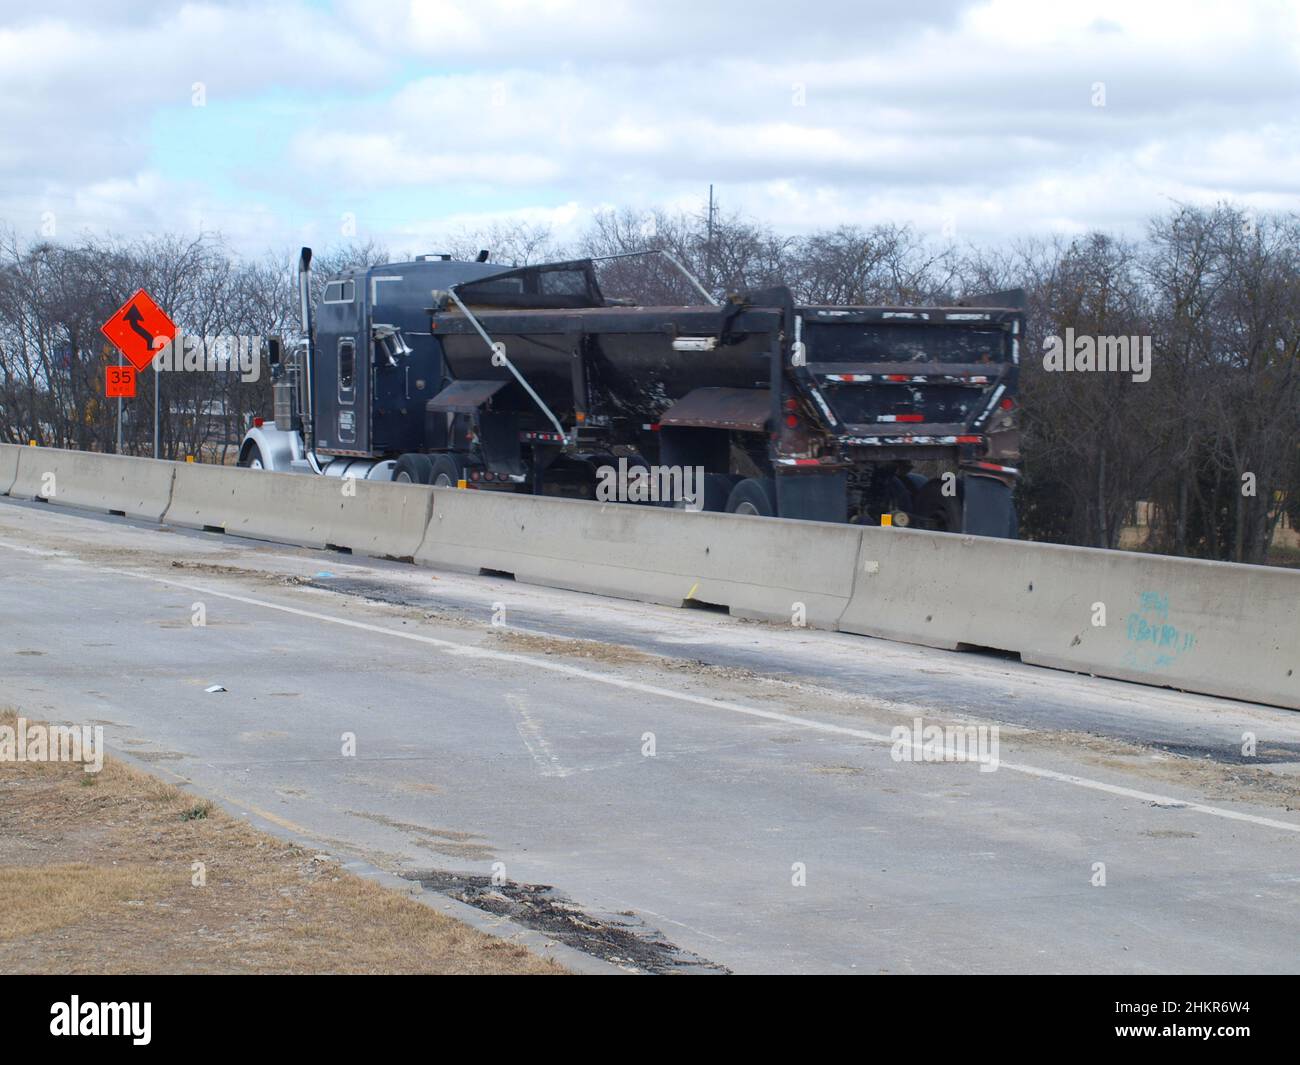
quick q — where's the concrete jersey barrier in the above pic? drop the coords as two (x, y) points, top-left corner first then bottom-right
(7, 446), (176, 521)
(2, 446), (1296, 710)
(0, 443), (20, 495)
(417, 488), (863, 629)
(163, 461), (434, 561)
(839, 527), (1300, 710)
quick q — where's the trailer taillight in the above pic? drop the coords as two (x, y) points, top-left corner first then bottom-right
(1000, 396), (1015, 410)
(785, 414), (799, 428)
(253, 417), (263, 428)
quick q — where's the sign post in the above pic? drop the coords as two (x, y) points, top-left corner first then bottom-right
(100, 289), (176, 456)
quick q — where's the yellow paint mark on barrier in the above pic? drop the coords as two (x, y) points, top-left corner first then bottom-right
(186, 456), (194, 463)
(456, 478), (468, 489)
(686, 582), (699, 600)
(880, 514), (893, 527)
(28, 440), (36, 447)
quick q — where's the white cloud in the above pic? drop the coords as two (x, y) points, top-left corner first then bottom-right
(0, 0), (1296, 254)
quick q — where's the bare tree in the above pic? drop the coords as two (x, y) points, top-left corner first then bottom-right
(0, 203), (1294, 564)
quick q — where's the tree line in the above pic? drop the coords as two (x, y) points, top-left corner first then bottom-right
(1, 201), (1296, 563)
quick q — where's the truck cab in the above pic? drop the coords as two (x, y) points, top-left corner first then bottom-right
(240, 250), (509, 480)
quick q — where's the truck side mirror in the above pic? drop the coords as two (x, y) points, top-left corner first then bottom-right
(266, 335), (285, 381)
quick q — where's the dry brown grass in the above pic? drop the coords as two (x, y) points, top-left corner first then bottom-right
(0, 709), (564, 974)
(0, 865), (172, 939)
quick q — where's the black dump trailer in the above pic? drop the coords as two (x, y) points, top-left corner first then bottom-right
(253, 250), (1022, 536)
(425, 259), (1022, 534)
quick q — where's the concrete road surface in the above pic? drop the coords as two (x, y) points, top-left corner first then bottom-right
(2, 496), (1299, 974)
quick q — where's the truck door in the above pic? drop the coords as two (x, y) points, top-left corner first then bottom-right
(313, 275), (367, 454)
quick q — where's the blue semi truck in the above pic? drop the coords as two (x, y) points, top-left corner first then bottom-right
(239, 247), (1023, 535)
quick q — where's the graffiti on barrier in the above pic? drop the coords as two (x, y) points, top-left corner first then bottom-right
(1123, 590), (1196, 669)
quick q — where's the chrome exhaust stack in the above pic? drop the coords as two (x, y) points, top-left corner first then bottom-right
(296, 247), (323, 472)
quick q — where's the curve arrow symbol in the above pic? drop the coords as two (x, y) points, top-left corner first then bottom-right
(123, 303), (156, 352)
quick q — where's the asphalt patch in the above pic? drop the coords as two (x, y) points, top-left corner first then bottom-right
(1150, 740), (1300, 766)
(404, 870), (730, 975)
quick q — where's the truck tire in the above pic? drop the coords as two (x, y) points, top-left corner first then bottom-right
(429, 454), (466, 487)
(913, 476), (962, 532)
(392, 453), (433, 484)
(886, 475), (912, 515)
(666, 471), (735, 511)
(693, 472), (736, 512)
(620, 453), (656, 505)
(902, 472), (927, 497)
(725, 477), (777, 517)
(237, 442), (266, 469)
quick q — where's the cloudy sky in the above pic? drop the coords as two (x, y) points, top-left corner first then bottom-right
(2, 0), (1297, 257)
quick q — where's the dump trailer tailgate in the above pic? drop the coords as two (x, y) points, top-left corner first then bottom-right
(798, 307), (1020, 439)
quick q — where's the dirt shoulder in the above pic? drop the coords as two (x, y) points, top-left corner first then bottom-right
(0, 710), (563, 975)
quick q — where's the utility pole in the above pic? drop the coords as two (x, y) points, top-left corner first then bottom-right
(705, 184), (716, 291)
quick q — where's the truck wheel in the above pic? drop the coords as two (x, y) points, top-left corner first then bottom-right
(689, 472), (736, 512)
(902, 472), (927, 497)
(666, 471), (734, 510)
(429, 454), (466, 487)
(886, 475), (912, 514)
(238, 442), (266, 469)
(392, 454), (433, 484)
(725, 477), (777, 517)
(913, 476), (962, 532)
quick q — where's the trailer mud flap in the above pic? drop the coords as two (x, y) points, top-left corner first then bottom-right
(659, 426), (729, 471)
(479, 411), (524, 475)
(776, 470), (847, 524)
(962, 474), (1016, 538)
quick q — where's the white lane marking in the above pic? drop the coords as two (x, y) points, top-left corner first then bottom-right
(0, 541), (66, 557)
(627, 904), (726, 943)
(133, 572), (1300, 836)
(994, 762), (1300, 833)
(505, 691), (572, 778)
(6, 540), (1300, 838)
